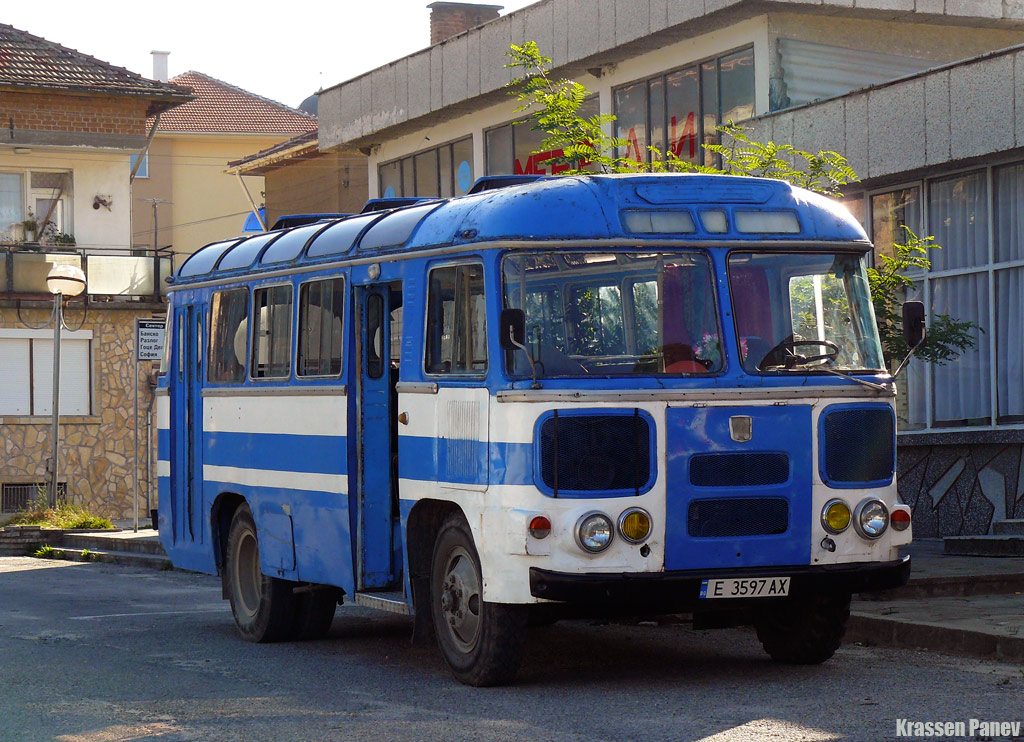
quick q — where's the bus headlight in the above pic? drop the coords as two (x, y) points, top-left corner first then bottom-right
(618, 507), (652, 544)
(853, 499), (889, 539)
(821, 499), (851, 534)
(576, 512), (614, 553)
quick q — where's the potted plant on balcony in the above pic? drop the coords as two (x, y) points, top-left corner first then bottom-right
(22, 212), (39, 244)
(52, 232), (76, 247)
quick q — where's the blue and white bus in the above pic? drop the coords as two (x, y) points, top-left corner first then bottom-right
(157, 174), (916, 686)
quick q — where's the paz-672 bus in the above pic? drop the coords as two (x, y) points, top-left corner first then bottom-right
(157, 173), (916, 686)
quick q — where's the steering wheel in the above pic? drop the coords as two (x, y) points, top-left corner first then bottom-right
(759, 339), (840, 369)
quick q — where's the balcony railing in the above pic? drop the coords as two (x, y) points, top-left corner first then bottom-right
(0, 244), (172, 303)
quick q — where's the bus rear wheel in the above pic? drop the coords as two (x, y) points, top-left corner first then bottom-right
(226, 503), (296, 643)
(430, 513), (526, 686)
(754, 592), (851, 664)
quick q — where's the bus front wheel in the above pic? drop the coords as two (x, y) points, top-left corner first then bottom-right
(226, 503), (296, 642)
(430, 513), (527, 686)
(754, 592), (851, 664)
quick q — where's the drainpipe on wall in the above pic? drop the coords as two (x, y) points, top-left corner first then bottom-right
(131, 113), (160, 183)
(235, 173), (266, 231)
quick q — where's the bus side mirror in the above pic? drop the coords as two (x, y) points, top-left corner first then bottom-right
(499, 308), (526, 351)
(902, 301), (926, 349)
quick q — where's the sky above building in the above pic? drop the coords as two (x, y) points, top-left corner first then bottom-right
(5, 0), (538, 110)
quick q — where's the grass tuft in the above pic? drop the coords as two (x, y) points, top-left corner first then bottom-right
(1, 499), (114, 531)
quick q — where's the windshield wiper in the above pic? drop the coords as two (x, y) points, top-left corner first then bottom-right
(819, 365), (892, 392)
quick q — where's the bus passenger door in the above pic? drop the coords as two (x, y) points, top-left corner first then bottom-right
(170, 303), (203, 546)
(355, 285), (397, 589)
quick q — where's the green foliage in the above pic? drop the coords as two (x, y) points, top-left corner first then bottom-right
(1, 496), (114, 530)
(506, 42), (638, 174)
(33, 545), (66, 560)
(867, 227), (978, 366)
(704, 124), (858, 197)
(81, 549), (96, 562)
(504, 40), (980, 368)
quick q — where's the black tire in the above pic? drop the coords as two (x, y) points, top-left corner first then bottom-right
(754, 592), (851, 664)
(430, 513), (527, 686)
(225, 503), (296, 643)
(292, 588), (341, 641)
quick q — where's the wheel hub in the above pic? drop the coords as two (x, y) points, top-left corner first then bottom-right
(439, 548), (481, 652)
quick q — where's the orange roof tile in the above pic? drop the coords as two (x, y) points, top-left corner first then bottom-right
(156, 71), (317, 134)
(0, 24), (191, 116)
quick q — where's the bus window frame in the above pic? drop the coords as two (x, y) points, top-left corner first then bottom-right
(249, 280), (295, 383)
(206, 286), (251, 386)
(295, 274), (347, 380)
(422, 259), (489, 379)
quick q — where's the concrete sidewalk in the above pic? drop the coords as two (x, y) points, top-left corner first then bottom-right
(848, 540), (1024, 662)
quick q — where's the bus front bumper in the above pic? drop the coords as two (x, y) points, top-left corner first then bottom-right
(529, 555), (910, 610)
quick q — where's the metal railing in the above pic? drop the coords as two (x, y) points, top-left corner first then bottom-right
(0, 244), (173, 303)
(1, 482), (67, 514)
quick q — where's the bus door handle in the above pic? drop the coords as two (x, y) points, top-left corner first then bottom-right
(398, 412), (409, 425)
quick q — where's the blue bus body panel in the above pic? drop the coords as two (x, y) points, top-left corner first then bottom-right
(664, 405), (813, 570)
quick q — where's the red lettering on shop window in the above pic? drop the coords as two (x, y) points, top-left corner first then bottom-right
(669, 112), (697, 161)
(515, 148), (586, 175)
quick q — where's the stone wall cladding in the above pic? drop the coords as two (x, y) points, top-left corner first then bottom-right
(0, 306), (159, 520)
(897, 441), (1024, 537)
(0, 91), (149, 136)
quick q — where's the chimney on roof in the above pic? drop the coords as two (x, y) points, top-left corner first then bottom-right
(428, 2), (502, 45)
(151, 51), (170, 83)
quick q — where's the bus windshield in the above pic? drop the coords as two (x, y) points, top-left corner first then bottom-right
(728, 251), (884, 374)
(502, 251), (722, 377)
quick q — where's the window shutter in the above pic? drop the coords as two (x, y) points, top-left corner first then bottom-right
(0, 338), (31, 414)
(32, 338), (91, 416)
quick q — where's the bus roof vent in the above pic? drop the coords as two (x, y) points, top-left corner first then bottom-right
(360, 197), (435, 213)
(635, 181), (775, 205)
(468, 175), (552, 194)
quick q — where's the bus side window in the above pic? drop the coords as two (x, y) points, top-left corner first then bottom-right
(251, 284), (293, 380)
(425, 263), (487, 375)
(208, 288), (249, 383)
(298, 277), (345, 377)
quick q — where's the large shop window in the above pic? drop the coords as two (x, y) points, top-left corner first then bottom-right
(869, 164), (1024, 431)
(613, 47), (754, 168)
(485, 97), (599, 175)
(0, 332), (91, 415)
(378, 137), (473, 199)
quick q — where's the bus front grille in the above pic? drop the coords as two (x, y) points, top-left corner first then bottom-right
(688, 452), (789, 487)
(822, 407), (894, 484)
(687, 497), (789, 538)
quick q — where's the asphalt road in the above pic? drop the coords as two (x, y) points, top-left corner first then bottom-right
(1, 556), (1021, 742)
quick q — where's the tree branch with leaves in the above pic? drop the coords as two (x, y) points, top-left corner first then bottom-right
(504, 40), (979, 369)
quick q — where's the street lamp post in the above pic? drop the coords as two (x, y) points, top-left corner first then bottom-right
(45, 264), (86, 507)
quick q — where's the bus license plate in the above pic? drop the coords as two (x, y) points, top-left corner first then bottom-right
(699, 577), (790, 599)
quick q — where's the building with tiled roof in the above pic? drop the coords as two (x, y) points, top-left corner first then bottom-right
(157, 71), (317, 134)
(1, 25), (192, 521)
(0, 23), (191, 116)
(132, 60), (320, 257)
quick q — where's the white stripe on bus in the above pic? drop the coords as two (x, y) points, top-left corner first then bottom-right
(203, 465), (346, 494)
(203, 394), (347, 437)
